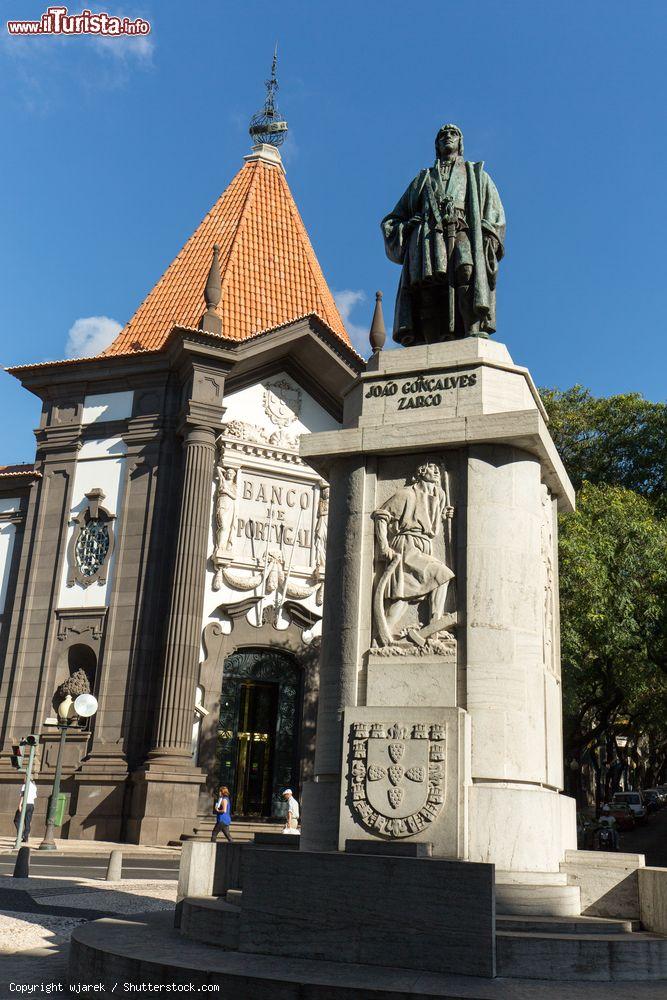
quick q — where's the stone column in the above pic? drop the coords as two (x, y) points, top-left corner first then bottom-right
(151, 423), (217, 761)
(301, 454), (374, 851)
(464, 443), (574, 871)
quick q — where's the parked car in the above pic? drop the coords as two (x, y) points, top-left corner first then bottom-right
(612, 791), (648, 825)
(644, 788), (667, 808)
(607, 801), (636, 831)
(642, 790), (662, 814)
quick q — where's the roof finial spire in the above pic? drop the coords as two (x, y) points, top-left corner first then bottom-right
(369, 291), (386, 354)
(248, 45), (288, 148)
(200, 244), (222, 336)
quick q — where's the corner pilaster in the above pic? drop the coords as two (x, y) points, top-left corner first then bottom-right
(128, 346), (228, 843)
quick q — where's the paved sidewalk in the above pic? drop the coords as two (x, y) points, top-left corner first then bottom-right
(0, 873), (177, 991)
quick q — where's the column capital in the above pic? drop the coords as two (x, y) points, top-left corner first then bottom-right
(35, 423), (82, 457)
(177, 403), (224, 439)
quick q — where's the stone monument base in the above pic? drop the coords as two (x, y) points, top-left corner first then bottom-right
(237, 847), (495, 977)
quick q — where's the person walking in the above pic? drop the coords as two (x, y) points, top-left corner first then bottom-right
(14, 778), (37, 843)
(282, 788), (300, 834)
(211, 785), (233, 842)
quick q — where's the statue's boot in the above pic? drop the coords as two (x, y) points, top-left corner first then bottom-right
(457, 284), (485, 338)
(418, 284), (447, 343)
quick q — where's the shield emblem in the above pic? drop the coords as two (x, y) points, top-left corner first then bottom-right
(388, 765), (404, 786)
(406, 766), (426, 782)
(365, 737), (430, 820)
(388, 742), (404, 764)
(263, 380), (301, 427)
(388, 788), (403, 810)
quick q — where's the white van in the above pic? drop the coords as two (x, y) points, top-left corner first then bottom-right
(612, 791), (648, 824)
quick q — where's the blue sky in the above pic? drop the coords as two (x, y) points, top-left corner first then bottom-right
(1, 0), (665, 464)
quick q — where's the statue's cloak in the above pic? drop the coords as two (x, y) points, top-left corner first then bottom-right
(382, 160), (505, 341)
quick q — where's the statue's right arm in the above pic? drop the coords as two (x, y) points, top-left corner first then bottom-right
(380, 181), (417, 265)
(372, 511), (396, 561)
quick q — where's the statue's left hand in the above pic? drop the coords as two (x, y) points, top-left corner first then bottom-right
(445, 506), (454, 519)
(484, 236), (500, 281)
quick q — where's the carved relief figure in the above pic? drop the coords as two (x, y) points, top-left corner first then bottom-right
(212, 467), (238, 590)
(372, 462), (454, 647)
(541, 485), (555, 666)
(313, 485), (329, 577)
(214, 467), (238, 554)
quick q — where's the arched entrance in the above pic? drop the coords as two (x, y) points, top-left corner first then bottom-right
(217, 649), (301, 818)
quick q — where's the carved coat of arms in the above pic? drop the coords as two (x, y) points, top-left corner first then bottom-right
(349, 721), (445, 838)
(263, 379), (302, 428)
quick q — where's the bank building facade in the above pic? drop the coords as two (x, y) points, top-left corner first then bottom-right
(0, 132), (362, 843)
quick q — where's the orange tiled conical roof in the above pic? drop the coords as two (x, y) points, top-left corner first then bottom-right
(105, 147), (349, 356)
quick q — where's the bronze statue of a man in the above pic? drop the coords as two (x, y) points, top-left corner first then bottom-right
(382, 124), (505, 345)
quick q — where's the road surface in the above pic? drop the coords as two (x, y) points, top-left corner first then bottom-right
(0, 852), (179, 880)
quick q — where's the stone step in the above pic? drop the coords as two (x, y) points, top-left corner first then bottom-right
(497, 914), (636, 935)
(180, 897), (240, 950)
(71, 912), (667, 996)
(194, 819), (283, 830)
(496, 883), (581, 917)
(226, 889), (243, 907)
(185, 820), (284, 844)
(496, 870), (568, 886)
(497, 929), (667, 981)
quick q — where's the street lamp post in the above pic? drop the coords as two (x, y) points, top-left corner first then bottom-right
(39, 692), (98, 852)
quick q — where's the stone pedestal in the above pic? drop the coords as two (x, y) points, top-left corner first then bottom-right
(239, 848), (495, 978)
(300, 339), (577, 871)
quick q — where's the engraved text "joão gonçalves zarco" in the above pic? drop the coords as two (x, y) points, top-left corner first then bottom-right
(365, 372), (477, 411)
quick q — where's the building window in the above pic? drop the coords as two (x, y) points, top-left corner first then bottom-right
(75, 519), (110, 579)
(66, 488), (116, 589)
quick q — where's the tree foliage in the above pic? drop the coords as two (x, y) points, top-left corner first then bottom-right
(540, 386), (667, 794)
(559, 483), (667, 753)
(541, 386), (667, 513)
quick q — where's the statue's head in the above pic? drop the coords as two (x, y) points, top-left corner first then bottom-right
(435, 123), (464, 160)
(416, 461), (442, 485)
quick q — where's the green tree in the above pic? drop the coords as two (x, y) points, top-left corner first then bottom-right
(559, 483), (667, 777)
(541, 387), (667, 513)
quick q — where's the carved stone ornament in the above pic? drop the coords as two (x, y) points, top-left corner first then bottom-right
(66, 488), (116, 588)
(220, 419), (301, 454)
(212, 465), (239, 590)
(263, 378), (301, 428)
(371, 460), (456, 649)
(56, 608), (107, 642)
(541, 484), (555, 667)
(348, 721), (446, 838)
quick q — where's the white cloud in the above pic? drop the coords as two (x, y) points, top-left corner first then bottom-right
(334, 289), (368, 355)
(92, 33), (154, 66)
(2, 6), (155, 110)
(66, 316), (122, 358)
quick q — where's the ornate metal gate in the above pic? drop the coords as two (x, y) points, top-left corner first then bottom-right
(216, 649), (301, 817)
